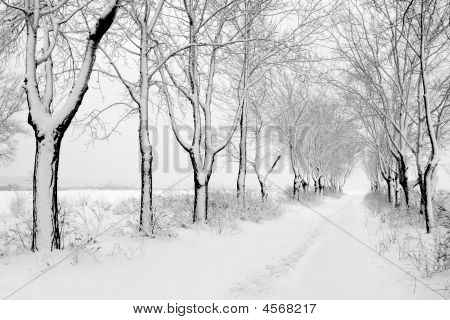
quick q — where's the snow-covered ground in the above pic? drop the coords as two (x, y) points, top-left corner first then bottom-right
(0, 192), (447, 299)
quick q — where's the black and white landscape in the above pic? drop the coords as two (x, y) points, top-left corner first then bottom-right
(0, 0), (449, 300)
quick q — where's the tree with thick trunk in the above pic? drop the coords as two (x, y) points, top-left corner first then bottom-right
(5, 0), (121, 251)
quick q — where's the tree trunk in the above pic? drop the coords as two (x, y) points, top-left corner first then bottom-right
(384, 177), (390, 202)
(236, 109), (247, 201)
(422, 165), (437, 234)
(193, 177), (208, 223)
(293, 174), (301, 200)
(397, 157), (410, 207)
(388, 179), (394, 204)
(258, 178), (268, 201)
(301, 179), (308, 192)
(382, 174), (396, 205)
(138, 22), (154, 236)
(318, 176), (325, 195)
(24, 0), (121, 251)
(418, 172), (426, 215)
(394, 176), (400, 207)
(139, 144), (153, 235)
(31, 134), (62, 251)
(237, 0), (250, 202)
(417, 10), (439, 233)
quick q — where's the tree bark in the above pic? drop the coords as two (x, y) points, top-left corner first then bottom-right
(394, 176), (400, 207)
(387, 178), (394, 204)
(193, 176), (208, 223)
(31, 133), (62, 251)
(318, 176), (325, 195)
(397, 157), (410, 207)
(138, 19), (154, 235)
(301, 179), (308, 192)
(236, 105), (247, 201)
(139, 144), (153, 234)
(258, 177), (268, 201)
(421, 165), (437, 233)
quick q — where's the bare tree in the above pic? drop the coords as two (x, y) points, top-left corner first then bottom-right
(234, 0), (336, 201)
(332, 0), (419, 207)
(362, 149), (381, 192)
(160, 0), (248, 222)
(1, 0), (122, 250)
(269, 69), (310, 199)
(246, 79), (283, 200)
(0, 71), (24, 165)
(81, 0), (166, 235)
(402, 0), (450, 233)
(347, 91), (400, 204)
(335, 0), (450, 233)
(236, 0), (252, 202)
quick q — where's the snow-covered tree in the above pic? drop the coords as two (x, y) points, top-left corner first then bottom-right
(0, 71), (24, 165)
(1, 0), (122, 251)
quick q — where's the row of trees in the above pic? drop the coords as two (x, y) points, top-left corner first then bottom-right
(0, 0), (358, 251)
(268, 70), (360, 199)
(0, 71), (24, 165)
(228, 68), (360, 201)
(337, 0), (450, 234)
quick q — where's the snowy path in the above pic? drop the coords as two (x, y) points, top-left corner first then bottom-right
(230, 194), (442, 299)
(0, 194), (444, 299)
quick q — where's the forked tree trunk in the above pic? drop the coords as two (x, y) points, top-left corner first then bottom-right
(31, 133), (62, 251)
(162, 2), (242, 224)
(24, 0), (121, 251)
(301, 180), (307, 192)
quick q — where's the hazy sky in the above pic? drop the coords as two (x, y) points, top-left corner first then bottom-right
(1, 41), (449, 193)
(2, 75), (450, 192)
(0, 77), (373, 192)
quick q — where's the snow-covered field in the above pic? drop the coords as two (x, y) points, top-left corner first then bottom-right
(0, 191), (448, 299)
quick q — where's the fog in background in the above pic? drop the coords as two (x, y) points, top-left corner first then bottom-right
(1, 69), (449, 192)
